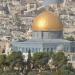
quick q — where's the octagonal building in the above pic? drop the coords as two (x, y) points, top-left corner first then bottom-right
(32, 11), (63, 39)
(12, 11), (75, 56)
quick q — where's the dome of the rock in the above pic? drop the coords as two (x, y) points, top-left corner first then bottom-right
(32, 11), (63, 31)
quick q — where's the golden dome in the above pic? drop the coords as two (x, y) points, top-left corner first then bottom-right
(32, 11), (63, 31)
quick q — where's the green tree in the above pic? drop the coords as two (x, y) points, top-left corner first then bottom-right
(52, 52), (67, 69)
(0, 55), (7, 71)
(32, 52), (52, 71)
(33, 52), (48, 64)
(65, 36), (75, 41)
(7, 51), (23, 71)
(27, 50), (32, 70)
(28, 71), (37, 75)
(0, 70), (20, 75)
(51, 52), (75, 75)
(0, 55), (6, 66)
(7, 51), (23, 63)
(55, 64), (75, 75)
(24, 50), (32, 75)
(40, 71), (51, 75)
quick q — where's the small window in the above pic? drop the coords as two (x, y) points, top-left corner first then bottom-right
(23, 48), (26, 52)
(43, 48), (45, 51)
(19, 47), (22, 51)
(22, 47), (24, 51)
(47, 48), (49, 52)
(39, 48), (40, 52)
(32, 48), (34, 52)
(26, 48), (28, 53)
(36, 48), (38, 52)
(51, 48), (53, 50)
(29, 48), (31, 52)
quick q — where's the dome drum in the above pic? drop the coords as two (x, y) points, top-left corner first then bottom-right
(32, 31), (63, 39)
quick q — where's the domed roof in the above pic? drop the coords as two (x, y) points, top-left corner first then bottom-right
(32, 11), (63, 31)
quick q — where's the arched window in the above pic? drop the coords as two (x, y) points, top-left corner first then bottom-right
(22, 47), (24, 52)
(43, 48), (46, 52)
(32, 48), (34, 52)
(47, 48), (49, 52)
(26, 48), (28, 53)
(36, 48), (38, 52)
(51, 48), (53, 51)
